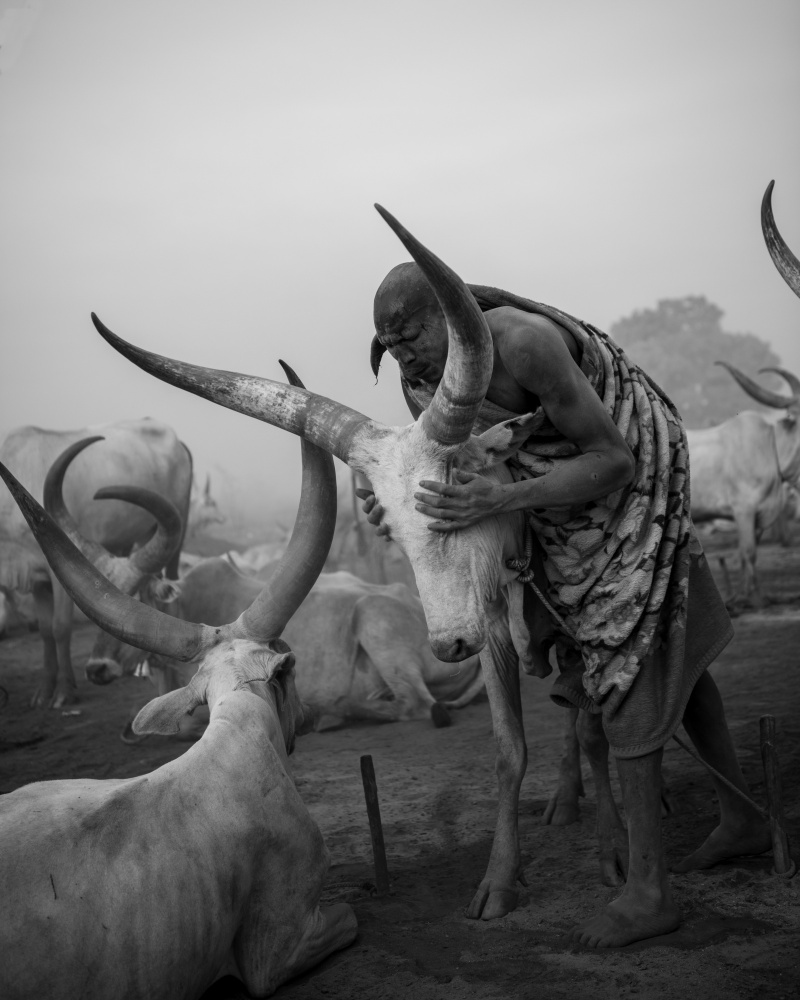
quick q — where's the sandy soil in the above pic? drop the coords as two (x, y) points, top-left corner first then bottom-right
(1, 539), (799, 1000)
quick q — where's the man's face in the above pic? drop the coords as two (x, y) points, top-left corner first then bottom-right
(377, 303), (449, 387)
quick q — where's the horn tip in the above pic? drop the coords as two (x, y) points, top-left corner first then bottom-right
(374, 203), (402, 234)
(279, 359), (305, 390)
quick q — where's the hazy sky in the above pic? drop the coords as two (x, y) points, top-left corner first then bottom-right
(1, 0), (798, 526)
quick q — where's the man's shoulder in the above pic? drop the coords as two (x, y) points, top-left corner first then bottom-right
(486, 307), (581, 372)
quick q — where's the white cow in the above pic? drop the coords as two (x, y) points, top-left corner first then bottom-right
(0, 419), (192, 706)
(0, 377), (357, 1000)
(687, 412), (784, 602)
(87, 195), (788, 941)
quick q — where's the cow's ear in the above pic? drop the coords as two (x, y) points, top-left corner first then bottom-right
(262, 642), (295, 680)
(471, 413), (537, 468)
(132, 685), (204, 735)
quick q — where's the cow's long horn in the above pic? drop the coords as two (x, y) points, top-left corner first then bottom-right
(43, 437), (115, 572)
(762, 181), (800, 298)
(0, 460), (216, 661)
(44, 438), (184, 589)
(235, 361), (337, 641)
(716, 361), (795, 409)
(92, 314), (381, 470)
(759, 367), (800, 400)
(375, 205), (492, 445)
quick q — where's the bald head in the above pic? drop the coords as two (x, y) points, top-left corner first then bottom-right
(373, 263), (442, 341)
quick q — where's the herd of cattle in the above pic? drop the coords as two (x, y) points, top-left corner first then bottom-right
(0, 185), (797, 998)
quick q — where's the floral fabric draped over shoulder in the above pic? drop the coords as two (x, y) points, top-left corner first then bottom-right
(403, 286), (694, 705)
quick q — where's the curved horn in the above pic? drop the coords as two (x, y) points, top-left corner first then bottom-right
(44, 438), (184, 589)
(374, 205), (493, 445)
(43, 437), (115, 573)
(759, 367), (800, 400)
(236, 361), (338, 641)
(1, 460), (214, 661)
(94, 486), (183, 580)
(370, 334), (387, 379)
(762, 181), (800, 298)
(716, 361), (795, 409)
(91, 314), (381, 471)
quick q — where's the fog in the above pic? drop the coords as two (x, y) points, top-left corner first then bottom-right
(1, 0), (798, 534)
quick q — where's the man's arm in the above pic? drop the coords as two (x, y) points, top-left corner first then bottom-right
(414, 312), (636, 530)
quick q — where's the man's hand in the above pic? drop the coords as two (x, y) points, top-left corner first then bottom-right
(355, 487), (391, 536)
(414, 471), (506, 532)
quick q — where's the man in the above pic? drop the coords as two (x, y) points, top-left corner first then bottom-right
(363, 262), (770, 947)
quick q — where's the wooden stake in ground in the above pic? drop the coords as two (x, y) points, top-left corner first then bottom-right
(759, 715), (796, 877)
(360, 754), (390, 894)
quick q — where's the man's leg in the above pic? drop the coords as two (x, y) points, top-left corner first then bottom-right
(673, 670), (770, 872)
(571, 748), (681, 948)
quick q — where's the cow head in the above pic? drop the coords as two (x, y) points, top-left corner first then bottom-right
(90, 207), (530, 661)
(41, 437), (184, 685)
(0, 364), (336, 754)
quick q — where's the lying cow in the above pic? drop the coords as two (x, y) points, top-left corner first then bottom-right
(0, 369), (357, 1000)
(82, 555), (485, 736)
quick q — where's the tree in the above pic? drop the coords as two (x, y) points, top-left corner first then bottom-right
(609, 296), (781, 428)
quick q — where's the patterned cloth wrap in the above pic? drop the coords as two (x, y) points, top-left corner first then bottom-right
(402, 285), (733, 757)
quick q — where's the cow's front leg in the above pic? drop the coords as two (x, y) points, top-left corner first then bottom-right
(466, 607), (527, 921)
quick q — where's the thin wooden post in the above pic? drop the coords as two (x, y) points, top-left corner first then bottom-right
(360, 754), (390, 894)
(759, 716), (796, 877)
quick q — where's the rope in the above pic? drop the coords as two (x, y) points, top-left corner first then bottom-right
(671, 733), (767, 820)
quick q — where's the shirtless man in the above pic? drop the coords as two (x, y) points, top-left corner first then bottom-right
(363, 261), (770, 947)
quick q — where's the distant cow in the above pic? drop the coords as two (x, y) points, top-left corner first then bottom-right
(687, 413), (784, 602)
(0, 372), (357, 1000)
(84, 558), (485, 735)
(0, 420), (192, 706)
(686, 181), (800, 602)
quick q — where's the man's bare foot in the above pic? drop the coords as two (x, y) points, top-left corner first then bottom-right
(570, 889), (681, 948)
(672, 819), (772, 873)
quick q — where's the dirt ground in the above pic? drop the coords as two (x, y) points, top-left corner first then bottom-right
(1, 537), (799, 1000)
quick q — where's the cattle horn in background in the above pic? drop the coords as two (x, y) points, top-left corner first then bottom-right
(716, 361), (799, 411)
(759, 367), (800, 399)
(0, 370), (337, 659)
(44, 437), (183, 592)
(762, 181), (800, 298)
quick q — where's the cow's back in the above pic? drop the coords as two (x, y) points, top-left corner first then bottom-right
(688, 412), (784, 526)
(0, 698), (306, 1000)
(0, 420), (192, 555)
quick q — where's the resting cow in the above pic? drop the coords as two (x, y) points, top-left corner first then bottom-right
(0, 368), (357, 1000)
(82, 557), (485, 735)
(0, 419), (192, 707)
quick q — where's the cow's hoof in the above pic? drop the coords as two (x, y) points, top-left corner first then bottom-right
(51, 686), (79, 710)
(465, 881), (519, 920)
(431, 702), (452, 728)
(120, 721), (147, 745)
(543, 792), (581, 826)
